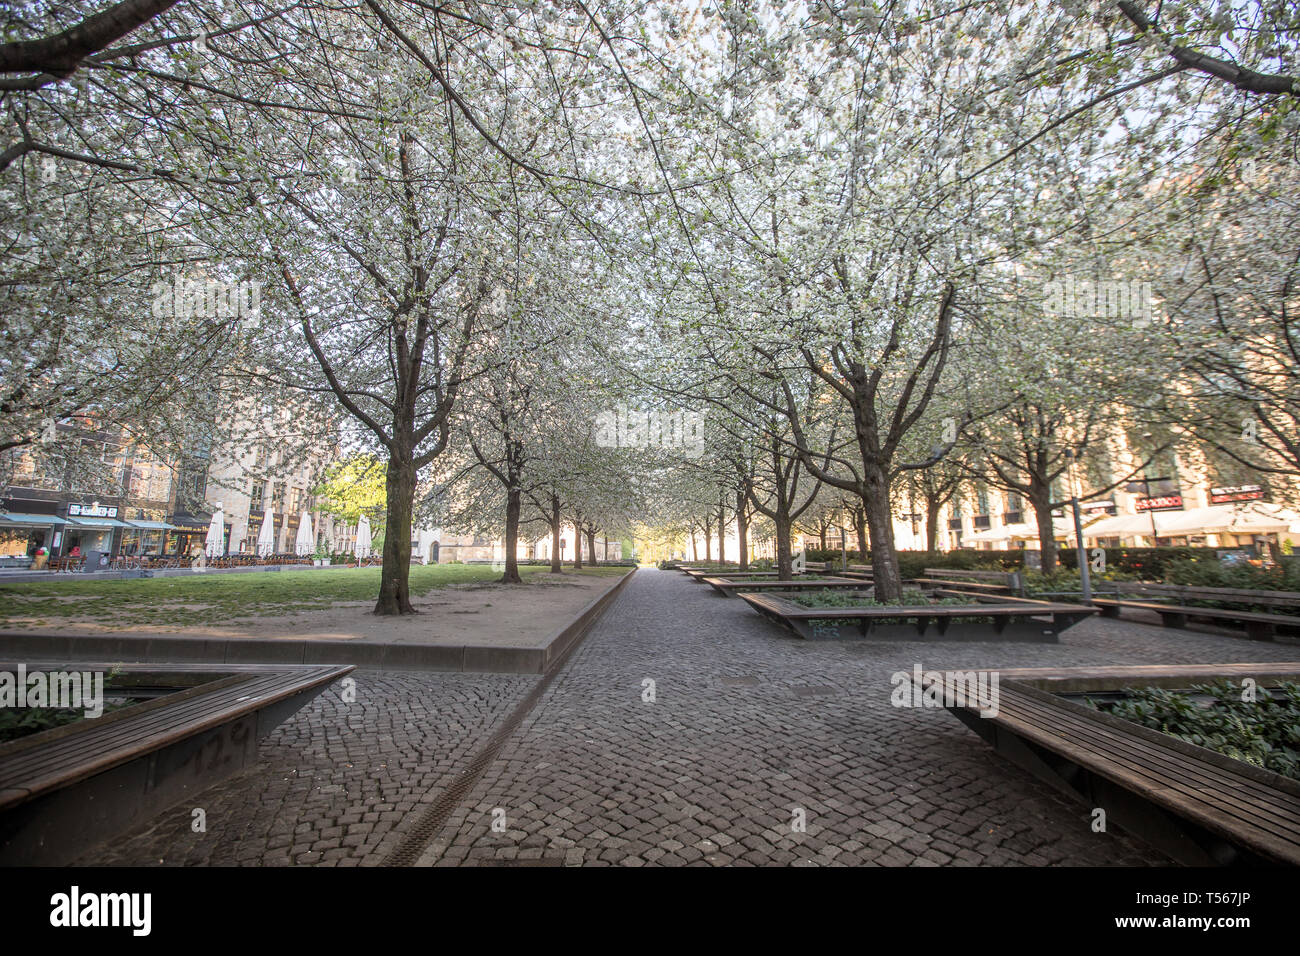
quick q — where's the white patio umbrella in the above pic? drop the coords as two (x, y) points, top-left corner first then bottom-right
(294, 510), (315, 556)
(256, 507), (276, 557)
(204, 503), (226, 558)
(354, 514), (372, 559)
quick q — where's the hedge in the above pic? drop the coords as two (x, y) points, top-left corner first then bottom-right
(1056, 546), (1220, 579)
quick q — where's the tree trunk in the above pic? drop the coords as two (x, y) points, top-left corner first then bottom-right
(586, 528), (597, 567)
(375, 455), (416, 615)
(736, 489), (749, 572)
(854, 506), (868, 562)
(501, 486), (522, 584)
(819, 526), (827, 552)
(1030, 484), (1058, 573)
(573, 515), (584, 569)
(925, 496), (941, 553)
(717, 505), (726, 565)
(775, 513), (793, 580)
(549, 494), (562, 573)
(704, 514), (713, 564)
(863, 474), (903, 601)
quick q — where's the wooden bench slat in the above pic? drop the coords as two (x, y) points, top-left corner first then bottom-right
(0, 666), (349, 806)
(982, 688), (1300, 837)
(959, 698), (1300, 855)
(746, 597), (1087, 620)
(1093, 598), (1300, 626)
(0, 675), (296, 780)
(935, 677), (1300, 857)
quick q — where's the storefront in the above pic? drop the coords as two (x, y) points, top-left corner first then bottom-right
(165, 513), (231, 557)
(1084, 502), (1300, 549)
(119, 518), (177, 557)
(165, 520), (211, 557)
(61, 503), (135, 558)
(0, 512), (66, 566)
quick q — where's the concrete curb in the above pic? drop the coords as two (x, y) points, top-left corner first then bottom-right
(0, 567), (638, 674)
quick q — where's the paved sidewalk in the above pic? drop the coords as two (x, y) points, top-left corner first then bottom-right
(81, 569), (1300, 866)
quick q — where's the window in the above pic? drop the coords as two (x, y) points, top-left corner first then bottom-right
(250, 480), (265, 513)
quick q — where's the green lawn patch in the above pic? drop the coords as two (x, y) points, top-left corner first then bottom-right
(0, 563), (625, 629)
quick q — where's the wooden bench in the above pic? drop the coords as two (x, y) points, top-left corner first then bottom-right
(1102, 582), (1300, 612)
(700, 576), (867, 597)
(0, 661), (353, 864)
(1095, 599), (1300, 641)
(740, 592), (1094, 641)
(1093, 583), (1300, 641)
(930, 667), (1300, 866)
(685, 568), (796, 583)
(915, 567), (1022, 596)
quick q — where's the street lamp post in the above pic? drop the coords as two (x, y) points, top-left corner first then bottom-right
(1141, 475), (1160, 547)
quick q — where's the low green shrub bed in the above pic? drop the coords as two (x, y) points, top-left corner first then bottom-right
(1087, 680), (1300, 781)
(1021, 568), (1142, 596)
(790, 588), (994, 625)
(1162, 558), (1300, 593)
(801, 548), (866, 563)
(1059, 546), (1217, 579)
(0, 699), (140, 744)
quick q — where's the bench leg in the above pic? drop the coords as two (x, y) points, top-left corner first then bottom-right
(1098, 604), (1120, 619)
(1244, 622), (1276, 641)
(1158, 612), (1187, 629)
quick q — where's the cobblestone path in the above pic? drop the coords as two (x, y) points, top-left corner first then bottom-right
(83, 569), (1300, 866)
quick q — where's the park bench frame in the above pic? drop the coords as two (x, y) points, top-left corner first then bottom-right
(700, 575), (869, 597)
(928, 664), (1300, 866)
(0, 661), (353, 865)
(1093, 582), (1300, 641)
(914, 567), (1022, 596)
(739, 591), (1095, 642)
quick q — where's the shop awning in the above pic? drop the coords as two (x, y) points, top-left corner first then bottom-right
(65, 516), (135, 529)
(125, 519), (178, 530)
(968, 519), (1078, 543)
(1083, 503), (1300, 538)
(0, 512), (66, 527)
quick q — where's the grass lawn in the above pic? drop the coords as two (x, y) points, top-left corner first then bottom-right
(0, 563), (629, 628)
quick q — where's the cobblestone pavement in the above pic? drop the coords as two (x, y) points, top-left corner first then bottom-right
(83, 569), (1300, 866)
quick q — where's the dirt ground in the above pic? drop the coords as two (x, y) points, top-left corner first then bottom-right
(2, 572), (627, 648)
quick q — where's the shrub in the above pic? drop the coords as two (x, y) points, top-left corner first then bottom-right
(1089, 681), (1300, 781)
(802, 548), (866, 563)
(892, 550), (1023, 579)
(1058, 546), (1213, 579)
(1021, 567), (1141, 597)
(1162, 558), (1300, 592)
